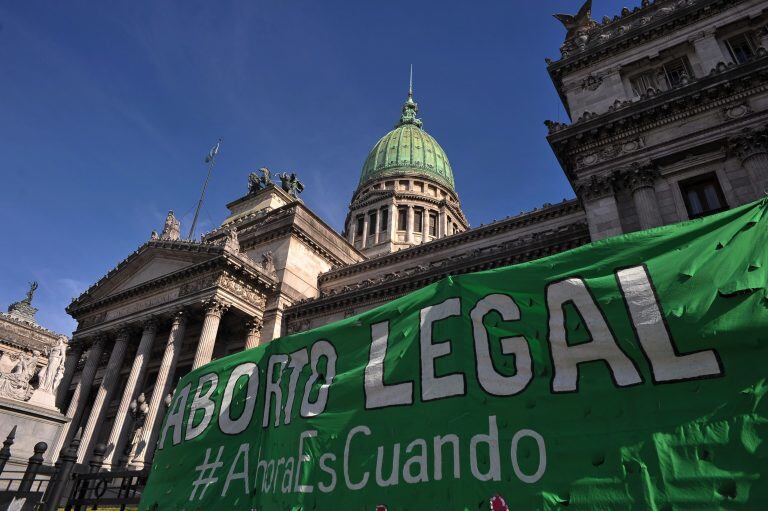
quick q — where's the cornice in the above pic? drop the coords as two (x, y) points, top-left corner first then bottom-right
(319, 200), (583, 284)
(67, 252), (276, 318)
(547, 54), (768, 174)
(209, 202), (363, 265)
(286, 221), (590, 320)
(547, 0), (743, 78)
(0, 312), (65, 340)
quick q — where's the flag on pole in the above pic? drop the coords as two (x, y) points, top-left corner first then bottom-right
(204, 139), (221, 163)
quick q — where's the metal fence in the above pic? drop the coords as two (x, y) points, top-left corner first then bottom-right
(0, 426), (147, 511)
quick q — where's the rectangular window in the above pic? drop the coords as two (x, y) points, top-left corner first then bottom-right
(368, 211), (377, 235)
(726, 33), (756, 64)
(380, 208), (388, 231)
(630, 72), (657, 97)
(428, 213), (438, 236)
(414, 209), (423, 233)
(356, 216), (364, 237)
(662, 57), (692, 88)
(679, 173), (728, 219)
(398, 208), (407, 230)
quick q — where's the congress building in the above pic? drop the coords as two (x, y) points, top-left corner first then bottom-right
(48, 0), (768, 468)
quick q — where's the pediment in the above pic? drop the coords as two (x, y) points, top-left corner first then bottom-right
(75, 244), (221, 305)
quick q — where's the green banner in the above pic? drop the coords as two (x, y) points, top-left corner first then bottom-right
(140, 199), (768, 511)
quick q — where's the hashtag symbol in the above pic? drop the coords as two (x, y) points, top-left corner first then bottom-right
(189, 446), (225, 501)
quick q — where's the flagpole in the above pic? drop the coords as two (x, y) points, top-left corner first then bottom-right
(187, 139), (222, 241)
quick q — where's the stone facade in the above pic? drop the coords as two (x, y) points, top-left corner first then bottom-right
(0, 284), (69, 467)
(546, 0), (768, 240)
(48, 0), (768, 470)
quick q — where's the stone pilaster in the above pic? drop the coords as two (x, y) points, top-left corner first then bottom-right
(244, 318), (263, 350)
(130, 311), (187, 468)
(50, 336), (105, 461)
(192, 298), (230, 370)
(690, 29), (727, 72)
(103, 318), (158, 467)
(622, 166), (663, 230)
(576, 174), (623, 240)
(78, 327), (131, 462)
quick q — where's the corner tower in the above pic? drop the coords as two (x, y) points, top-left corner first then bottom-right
(345, 87), (469, 256)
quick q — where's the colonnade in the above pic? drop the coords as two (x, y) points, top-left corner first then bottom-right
(52, 299), (263, 467)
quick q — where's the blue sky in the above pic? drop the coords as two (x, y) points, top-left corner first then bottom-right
(0, 0), (628, 334)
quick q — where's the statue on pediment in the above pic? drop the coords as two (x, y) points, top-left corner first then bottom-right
(160, 210), (181, 241)
(222, 226), (240, 253)
(278, 172), (304, 197)
(554, 0), (597, 41)
(248, 167), (273, 193)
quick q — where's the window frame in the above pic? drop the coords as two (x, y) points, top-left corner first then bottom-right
(413, 208), (424, 234)
(397, 207), (407, 231)
(661, 56), (692, 88)
(725, 32), (756, 64)
(678, 172), (728, 219)
(368, 211), (377, 236)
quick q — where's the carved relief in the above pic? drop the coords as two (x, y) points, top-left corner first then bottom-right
(721, 102), (753, 120)
(575, 137), (645, 169)
(579, 73), (604, 91)
(179, 276), (218, 297)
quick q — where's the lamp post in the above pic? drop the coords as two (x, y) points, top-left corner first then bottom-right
(122, 393), (149, 467)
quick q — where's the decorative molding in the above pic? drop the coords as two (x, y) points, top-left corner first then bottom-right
(549, 55), (768, 167)
(286, 221), (590, 323)
(729, 126), (768, 161)
(575, 137), (645, 169)
(549, 0), (741, 74)
(202, 297), (231, 318)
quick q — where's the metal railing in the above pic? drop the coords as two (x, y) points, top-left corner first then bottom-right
(0, 426), (147, 510)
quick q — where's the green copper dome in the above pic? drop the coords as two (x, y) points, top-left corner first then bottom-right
(359, 91), (455, 191)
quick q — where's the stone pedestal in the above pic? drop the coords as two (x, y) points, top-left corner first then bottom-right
(0, 398), (67, 469)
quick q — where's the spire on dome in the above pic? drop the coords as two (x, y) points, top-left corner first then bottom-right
(397, 65), (422, 128)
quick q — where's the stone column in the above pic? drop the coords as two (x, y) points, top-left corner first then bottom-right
(50, 336), (105, 461)
(374, 209), (381, 245)
(577, 175), (623, 241)
(625, 167), (663, 230)
(361, 214), (369, 249)
(103, 319), (158, 467)
(244, 318), (263, 350)
(733, 129), (768, 195)
(192, 298), (230, 370)
(78, 327), (131, 462)
(130, 311), (187, 468)
(406, 206), (414, 242)
(390, 206), (397, 243)
(56, 339), (83, 410)
(438, 210), (447, 238)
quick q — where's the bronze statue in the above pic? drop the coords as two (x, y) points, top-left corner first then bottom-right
(248, 167), (273, 193)
(24, 281), (38, 304)
(277, 172), (304, 197)
(554, 0), (596, 40)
